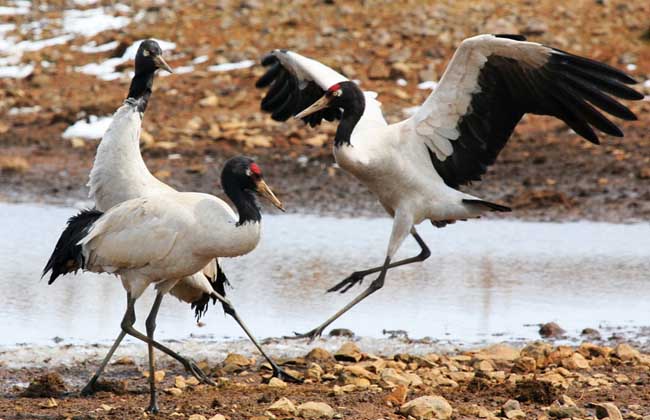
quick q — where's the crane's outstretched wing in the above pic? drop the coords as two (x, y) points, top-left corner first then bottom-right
(256, 50), (348, 126)
(408, 34), (642, 189)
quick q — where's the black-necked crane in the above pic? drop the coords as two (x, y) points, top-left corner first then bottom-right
(256, 34), (643, 341)
(83, 39), (298, 395)
(43, 156), (284, 413)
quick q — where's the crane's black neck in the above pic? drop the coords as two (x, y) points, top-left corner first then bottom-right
(223, 181), (261, 226)
(126, 70), (155, 113)
(334, 84), (365, 147)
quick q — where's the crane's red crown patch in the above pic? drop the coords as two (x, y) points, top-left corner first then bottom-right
(328, 83), (341, 92)
(250, 162), (262, 175)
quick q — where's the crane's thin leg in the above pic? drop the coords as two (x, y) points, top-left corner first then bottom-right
(290, 257), (392, 341)
(327, 230), (430, 294)
(144, 293), (163, 414)
(289, 209), (413, 342)
(120, 293), (216, 386)
(80, 330), (127, 395)
(208, 291), (301, 383)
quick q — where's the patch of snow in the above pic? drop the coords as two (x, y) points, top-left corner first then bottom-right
(0, 64), (33, 78)
(0, 5), (29, 16)
(9, 106), (41, 115)
(417, 81), (438, 90)
(15, 34), (74, 53)
(170, 65), (193, 75)
(207, 59), (255, 72)
(396, 78), (407, 86)
(73, 0), (99, 5)
(62, 115), (113, 140)
(192, 55), (208, 64)
(643, 80), (650, 89)
(114, 3), (131, 13)
(62, 8), (130, 37)
(75, 58), (125, 80)
(79, 40), (119, 54)
(75, 39), (175, 81)
(0, 23), (16, 33)
(626, 63), (637, 72)
(403, 106), (420, 116)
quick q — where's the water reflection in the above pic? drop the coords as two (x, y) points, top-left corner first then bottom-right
(0, 202), (649, 347)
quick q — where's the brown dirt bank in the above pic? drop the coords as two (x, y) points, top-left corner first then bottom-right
(1, 0), (649, 220)
(1, 341), (650, 419)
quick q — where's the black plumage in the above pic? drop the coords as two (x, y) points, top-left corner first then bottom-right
(42, 208), (103, 285)
(431, 37), (642, 189)
(191, 263), (232, 321)
(257, 52), (342, 126)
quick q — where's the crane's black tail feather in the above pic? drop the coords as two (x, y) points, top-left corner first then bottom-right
(42, 209), (103, 285)
(463, 199), (512, 212)
(192, 261), (232, 321)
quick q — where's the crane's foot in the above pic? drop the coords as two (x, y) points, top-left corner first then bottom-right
(146, 401), (160, 414)
(271, 364), (303, 384)
(182, 359), (216, 386)
(327, 271), (366, 294)
(283, 327), (324, 343)
(80, 377), (98, 396)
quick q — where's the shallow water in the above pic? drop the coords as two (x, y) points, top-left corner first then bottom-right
(1, 202), (649, 354)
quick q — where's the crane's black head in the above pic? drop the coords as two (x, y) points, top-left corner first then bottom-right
(221, 156), (284, 224)
(127, 40), (173, 111)
(294, 81), (365, 147)
(294, 81), (365, 120)
(134, 39), (173, 75)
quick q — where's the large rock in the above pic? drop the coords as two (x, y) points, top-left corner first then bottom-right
(399, 395), (453, 419)
(334, 342), (362, 362)
(381, 368), (423, 387)
(613, 343), (640, 361)
(296, 401), (335, 418)
(268, 397), (297, 415)
(539, 322), (566, 338)
(306, 348), (333, 362)
(562, 353), (590, 370)
(474, 344), (520, 361)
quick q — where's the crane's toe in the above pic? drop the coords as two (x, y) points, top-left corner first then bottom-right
(271, 365), (303, 384)
(327, 271), (366, 294)
(284, 327), (324, 342)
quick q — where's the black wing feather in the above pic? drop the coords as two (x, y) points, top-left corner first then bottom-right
(256, 52), (342, 126)
(431, 41), (641, 189)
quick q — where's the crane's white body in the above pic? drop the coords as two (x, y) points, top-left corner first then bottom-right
(80, 192), (260, 299)
(88, 101), (217, 302)
(280, 36), (554, 257)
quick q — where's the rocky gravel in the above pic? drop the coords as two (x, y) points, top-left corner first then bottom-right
(2, 341), (650, 419)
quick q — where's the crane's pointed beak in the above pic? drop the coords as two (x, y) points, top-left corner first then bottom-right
(294, 95), (331, 119)
(153, 55), (173, 73)
(256, 179), (285, 212)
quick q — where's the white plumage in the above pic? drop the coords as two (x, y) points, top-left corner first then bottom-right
(257, 33), (642, 340)
(81, 192), (260, 298)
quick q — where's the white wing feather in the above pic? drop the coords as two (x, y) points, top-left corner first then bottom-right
(80, 197), (182, 272)
(408, 34), (551, 160)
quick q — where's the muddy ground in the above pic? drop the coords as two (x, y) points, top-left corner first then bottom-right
(0, 0), (649, 220)
(1, 341), (650, 419)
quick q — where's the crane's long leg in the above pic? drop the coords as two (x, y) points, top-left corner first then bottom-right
(289, 210), (414, 342)
(290, 257), (392, 341)
(80, 330), (127, 395)
(144, 293), (163, 414)
(119, 293), (216, 386)
(328, 230), (430, 294)
(80, 293), (214, 396)
(208, 291), (302, 383)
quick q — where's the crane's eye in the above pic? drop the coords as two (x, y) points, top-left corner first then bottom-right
(332, 89), (342, 97)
